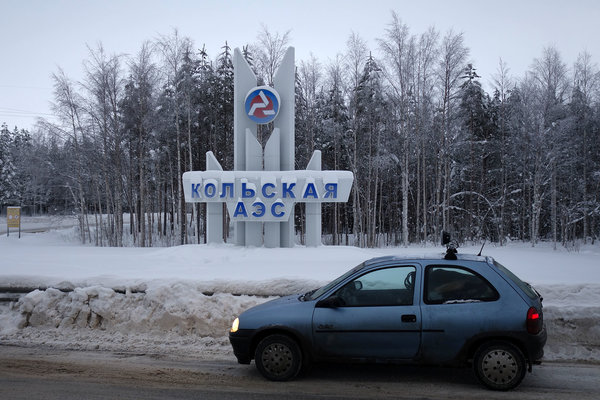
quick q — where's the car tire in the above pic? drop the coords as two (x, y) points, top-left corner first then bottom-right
(473, 341), (527, 390)
(255, 334), (302, 381)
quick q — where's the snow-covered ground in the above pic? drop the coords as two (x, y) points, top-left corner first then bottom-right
(1, 216), (599, 363)
(0, 214), (79, 235)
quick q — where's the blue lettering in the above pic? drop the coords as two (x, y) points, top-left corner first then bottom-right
(252, 202), (266, 217)
(271, 202), (285, 218)
(191, 183), (201, 198)
(233, 201), (248, 218)
(303, 182), (318, 199)
(261, 183), (276, 198)
(324, 183), (338, 198)
(204, 183), (216, 198)
(282, 182), (296, 198)
(242, 182), (256, 198)
(220, 183), (234, 198)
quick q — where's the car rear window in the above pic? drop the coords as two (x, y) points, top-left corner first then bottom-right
(492, 260), (538, 300)
(424, 265), (499, 304)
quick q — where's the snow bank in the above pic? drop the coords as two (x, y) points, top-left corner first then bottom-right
(11, 284), (271, 338)
(540, 284), (600, 362)
(0, 283), (274, 358)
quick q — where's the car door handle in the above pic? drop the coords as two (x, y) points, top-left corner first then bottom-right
(401, 314), (417, 323)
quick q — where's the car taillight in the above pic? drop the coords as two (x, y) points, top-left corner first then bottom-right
(527, 306), (542, 334)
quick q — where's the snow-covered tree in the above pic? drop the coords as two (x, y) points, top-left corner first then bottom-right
(0, 124), (18, 205)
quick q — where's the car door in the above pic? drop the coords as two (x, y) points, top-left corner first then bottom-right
(312, 264), (421, 360)
(420, 263), (504, 362)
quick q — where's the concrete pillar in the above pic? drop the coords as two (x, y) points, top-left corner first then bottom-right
(305, 151), (322, 247)
(274, 48), (296, 248)
(245, 128), (263, 247)
(264, 129), (281, 248)
(206, 151), (223, 244)
(233, 48), (257, 246)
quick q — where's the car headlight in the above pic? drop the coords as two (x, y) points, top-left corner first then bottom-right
(230, 317), (239, 333)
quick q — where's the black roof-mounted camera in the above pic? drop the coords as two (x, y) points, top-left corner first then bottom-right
(442, 231), (458, 260)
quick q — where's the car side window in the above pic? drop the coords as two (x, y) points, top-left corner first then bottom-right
(425, 265), (499, 304)
(335, 266), (416, 307)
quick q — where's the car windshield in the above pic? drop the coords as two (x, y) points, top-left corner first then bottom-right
(304, 263), (364, 301)
(492, 260), (539, 300)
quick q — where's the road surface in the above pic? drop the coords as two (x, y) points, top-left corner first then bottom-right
(1, 345), (599, 400)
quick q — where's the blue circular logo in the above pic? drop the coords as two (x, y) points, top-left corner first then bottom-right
(244, 86), (280, 124)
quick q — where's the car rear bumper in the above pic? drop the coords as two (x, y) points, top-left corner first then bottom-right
(526, 324), (547, 362)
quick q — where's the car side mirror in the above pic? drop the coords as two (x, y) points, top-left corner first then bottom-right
(316, 296), (344, 308)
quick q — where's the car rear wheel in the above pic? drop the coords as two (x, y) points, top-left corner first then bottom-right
(255, 334), (302, 381)
(474, 341), (526, 390)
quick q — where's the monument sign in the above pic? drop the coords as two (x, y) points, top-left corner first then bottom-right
(183, 47), (353, 247)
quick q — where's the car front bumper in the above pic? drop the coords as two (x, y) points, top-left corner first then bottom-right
(229, 329), (255, 364)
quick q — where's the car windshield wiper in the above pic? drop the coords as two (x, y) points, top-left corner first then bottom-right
(301, 289), (317, 301)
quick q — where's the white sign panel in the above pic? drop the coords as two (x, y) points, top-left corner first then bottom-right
(183, 170), (353, 222)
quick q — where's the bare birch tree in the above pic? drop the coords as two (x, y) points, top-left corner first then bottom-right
(50, 69), (89, 243)
(157, 29), (193, 245)
(436, 30), (469, 237)
(83, 43), (125, 246)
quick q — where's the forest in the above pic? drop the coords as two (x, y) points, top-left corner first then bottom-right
(1, 13), (599, 248)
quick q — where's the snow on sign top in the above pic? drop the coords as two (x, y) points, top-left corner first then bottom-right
(244, 86), (280, 124)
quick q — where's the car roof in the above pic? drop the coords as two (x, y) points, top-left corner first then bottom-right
(363, 253), (492, 267)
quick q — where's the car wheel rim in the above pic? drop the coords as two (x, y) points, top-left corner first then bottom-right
(481, 349), (519, 385)
(261, 343), (293, 377)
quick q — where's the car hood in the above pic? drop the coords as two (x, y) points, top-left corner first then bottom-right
(243, 294), (301, 314)
(238, 294), (314, 330)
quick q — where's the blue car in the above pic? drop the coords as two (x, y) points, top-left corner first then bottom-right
(229, 249), (546, 390)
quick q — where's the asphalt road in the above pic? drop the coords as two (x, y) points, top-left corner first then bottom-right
(1, 345), (599, 400)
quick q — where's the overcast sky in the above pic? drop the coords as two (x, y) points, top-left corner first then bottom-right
(1, 0), (599, 131)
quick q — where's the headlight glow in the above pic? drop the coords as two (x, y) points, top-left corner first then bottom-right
(230, 317), (239, 333)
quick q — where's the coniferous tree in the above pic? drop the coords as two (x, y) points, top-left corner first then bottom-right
(435, 29), (469, 239)
(458, 63), (494, 241)
(354, 53), (387, 247)
(321, 58), (351, 244)
(0, 124), (18, 205)
(121, 42), (158, 247)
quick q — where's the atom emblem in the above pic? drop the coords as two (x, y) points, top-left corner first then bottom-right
(245, 86), (281, 124)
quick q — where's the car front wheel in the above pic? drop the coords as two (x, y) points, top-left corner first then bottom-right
(255, 334), (302, 381)
(474, 341), (526, 390)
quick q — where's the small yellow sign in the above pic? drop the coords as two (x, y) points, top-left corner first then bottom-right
(7, 207), (21, 228)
